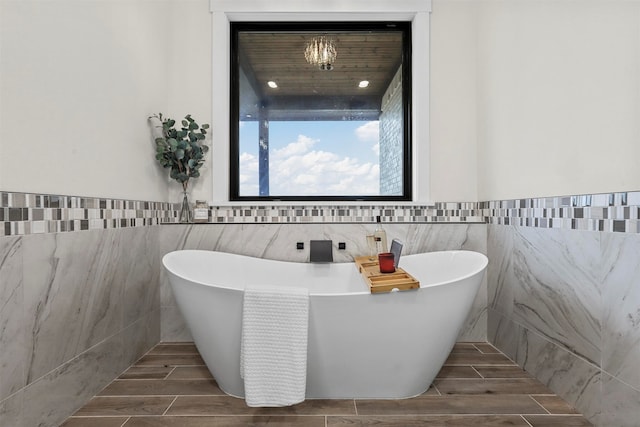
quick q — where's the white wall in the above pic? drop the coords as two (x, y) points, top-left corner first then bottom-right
(0, 0), (172, 202)
(206, 1), (438, 204)
(201, 0), (481, 203)
(3, 0), (637, 204)
(476, 0), (640, 201)
(0, 0), (481, 204)
(172, 0), (471, 205)
(430, 0), (478, 202)
(165, 0), (213, 204)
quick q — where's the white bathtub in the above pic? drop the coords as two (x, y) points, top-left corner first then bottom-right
(162, 249), (488, 399)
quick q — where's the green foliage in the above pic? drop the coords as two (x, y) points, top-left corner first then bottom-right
(150, 113), (210, 190)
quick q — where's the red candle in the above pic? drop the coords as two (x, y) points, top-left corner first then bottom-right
(378, 252), (395, 273)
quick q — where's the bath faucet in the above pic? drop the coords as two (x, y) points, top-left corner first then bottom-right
(309, 240), (333, 263)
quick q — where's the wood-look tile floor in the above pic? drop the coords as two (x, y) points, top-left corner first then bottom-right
(61, 342), (593, 427)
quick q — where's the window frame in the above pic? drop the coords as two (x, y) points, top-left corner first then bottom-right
(208, 1), (431, 204)
(229, 21), (413, 202)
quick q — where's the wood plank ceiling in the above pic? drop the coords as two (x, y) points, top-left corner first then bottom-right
(238, 30), (403, 121)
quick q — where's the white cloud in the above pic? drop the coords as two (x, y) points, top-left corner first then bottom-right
(239, 132), (380, 196)
(355, 121), (379, 143)
(273, 134), (317, 157)
(238, 152), (259, 191)
(239, 152), (258, 171)
(293, 174), (317, 186)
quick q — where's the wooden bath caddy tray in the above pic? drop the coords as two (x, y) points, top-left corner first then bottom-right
(354, 256), (420, 293)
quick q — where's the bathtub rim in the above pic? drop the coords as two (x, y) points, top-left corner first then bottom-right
(162, 249), (488, 297)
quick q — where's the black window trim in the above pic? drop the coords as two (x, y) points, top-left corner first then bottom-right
(229, 21), (412, 202)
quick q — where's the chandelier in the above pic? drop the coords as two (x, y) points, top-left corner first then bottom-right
(304, 36), (337, 71)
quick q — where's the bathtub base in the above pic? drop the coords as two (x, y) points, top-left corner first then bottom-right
(163, 250), (488, 400)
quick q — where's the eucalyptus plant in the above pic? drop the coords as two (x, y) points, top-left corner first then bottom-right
(150, 113), (210, 191)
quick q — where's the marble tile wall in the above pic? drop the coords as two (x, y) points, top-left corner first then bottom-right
(487, 224), (640, 427)
(0, 190), (492, 426)
(0, 190), (493, 426)
(158, 222), (488, 343)
(3, 188), (638, 426)
(0, 227), (163, 427)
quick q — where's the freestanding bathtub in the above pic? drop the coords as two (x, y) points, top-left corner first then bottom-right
(163, 249), (488, 399)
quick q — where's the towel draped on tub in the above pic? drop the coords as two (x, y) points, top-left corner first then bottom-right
(240, 286), (310, 407)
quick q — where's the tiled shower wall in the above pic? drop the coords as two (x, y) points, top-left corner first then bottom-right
(1, 189), (639, 426)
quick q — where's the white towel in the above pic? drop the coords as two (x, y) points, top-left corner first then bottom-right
(240, 286), (309, 407)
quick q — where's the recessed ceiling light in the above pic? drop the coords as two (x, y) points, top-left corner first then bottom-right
(358, 80), (370, 88)
(267, 81), (278, 88)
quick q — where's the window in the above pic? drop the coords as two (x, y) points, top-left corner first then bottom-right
(230, 22), (412, 202)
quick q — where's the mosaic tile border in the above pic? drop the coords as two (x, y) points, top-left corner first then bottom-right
(201, 203), (485, 224)
(0, 191), (175, 237)
(483, 190), (640, 233)
(0, 191), (487, 236)
(1, 190), (639, 236)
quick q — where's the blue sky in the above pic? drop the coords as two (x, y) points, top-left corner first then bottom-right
(239, 120), (380, 196)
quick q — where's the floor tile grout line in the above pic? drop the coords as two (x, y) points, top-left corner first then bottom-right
(139, 355), (203, 359)
(431, 384), (442, 396)
(471, 365), (484, 379)
(67, 414), (135, 420)
(471, 343), (484, 354)
(444, 363), (518, 366)
(344, 414), (576, 419)
(528, 394), (552, 415)
(151, 414), (333, 417)
(523, 414), (590, 417)
(161, 396), (179, 416)
(520, 413), (586, 416)
(520, 414), (535, 427)
(110, 378), (216, 382)
(67, 412), (593, 420)
(475, 343), (500, 354)
(91, 393), (227, 399)
(82, 341), (167, 404)
(152, 343), (198, 346)
(137, 357), (203, 361)
(283, 415), (570, 420)
(163, 367), (177, 380)
(436, 378), (539, 381)
(100, 414), (557, 419)
(133, 365), (206, 368)
(534, 414), (588, 418)
(96, 394), (228, 398)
